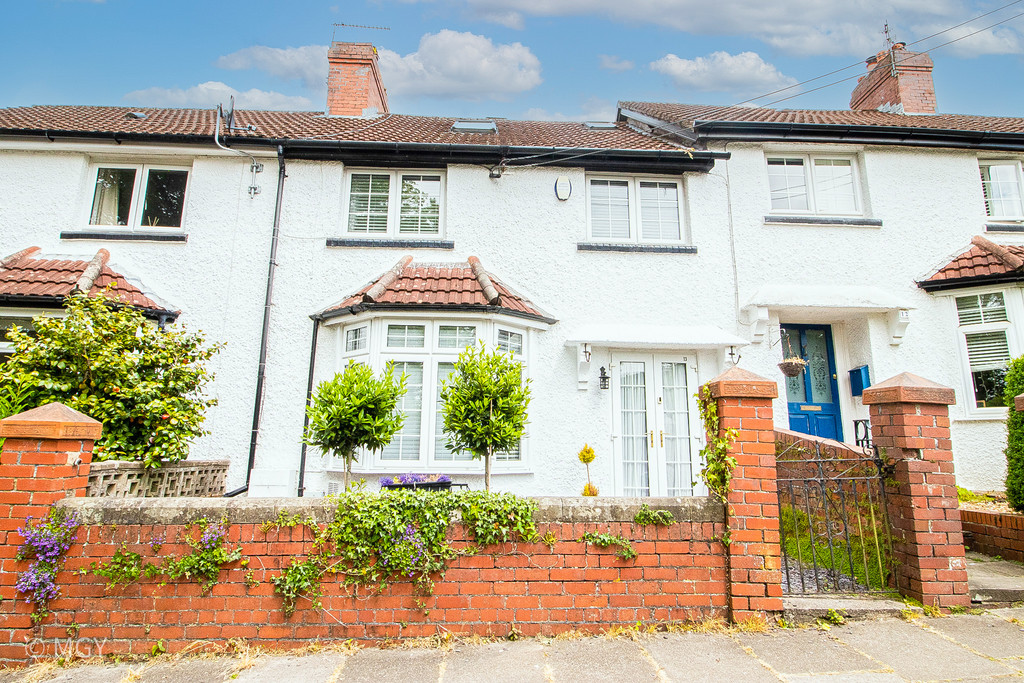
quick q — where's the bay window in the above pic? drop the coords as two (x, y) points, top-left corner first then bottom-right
(955, 292), (1014, 408)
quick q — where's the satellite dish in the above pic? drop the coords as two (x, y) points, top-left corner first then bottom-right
(224, 96), (235, 130)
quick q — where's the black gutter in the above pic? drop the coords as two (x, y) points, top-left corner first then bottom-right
(2, 129), (728, 174)
(918, 273), (1024, 293)
(692, 120), (1024, 152)
(225, 145), (287, 498)
(317, 302), (558, 325)
(296, 317), (320, 497)
(0, 294), (178, 322)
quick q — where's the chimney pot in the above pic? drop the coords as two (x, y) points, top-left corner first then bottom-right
(850, 44), (936, 114)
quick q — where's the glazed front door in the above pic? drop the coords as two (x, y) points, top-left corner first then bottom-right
(613, 355), (703, 496)
(781, 324), (843, 441)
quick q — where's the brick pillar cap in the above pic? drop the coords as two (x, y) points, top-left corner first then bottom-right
(705, 365), (778, 399)
(0, 402), (102, 440)
(861, 372), (955, 405)
(1015, 393), (1024, 412)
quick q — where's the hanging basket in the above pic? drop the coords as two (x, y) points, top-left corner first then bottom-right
(778, 358), (808, 377)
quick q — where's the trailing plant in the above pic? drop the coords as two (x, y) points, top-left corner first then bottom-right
(579, 531), (637, 561)
(161, 518), (244, 591)
(579, 444), (598, 496)
(696, 385), (737, 504)
(0, 291), (221, 467)
(268, 489), (538, 615)
(440, 344), (531, 492)
(88, 544), (159, 588)
(16, 507), (80, 623)
(1003, 355), (1024, 512)
(633, 503), (674, 526)
(304, 360), (407, 490)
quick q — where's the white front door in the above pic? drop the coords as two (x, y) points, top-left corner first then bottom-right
(612, 354), (704, 497)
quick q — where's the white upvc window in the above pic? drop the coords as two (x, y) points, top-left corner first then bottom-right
(979, 161), (1024, 221)
(766, 155), (861, 215)
(336, 318), (528, 471)
(954, 291), (1017, 410)
(344, 169), (445, 237)
(586, 176), (684, 243)
(0, 315), (35, 362)
(87, 163), (191, 230)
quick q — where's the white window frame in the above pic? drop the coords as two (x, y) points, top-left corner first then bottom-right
(947, 286), (1024, 417)
(979, 160), (1024, 222)
(0, 308), (55, 358)
(585, 175), (686, 244)
(85, 162), (192, 232)
(342, 168), (446, 238)
(333, 316), (531, 473)
(765, 153), (863, 217)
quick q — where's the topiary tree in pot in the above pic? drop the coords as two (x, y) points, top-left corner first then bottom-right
(304, 360), (407, 490)
(0, 292), (221, 467)
(1003, 355), (1024, 512)
(440, 343), (530, 492)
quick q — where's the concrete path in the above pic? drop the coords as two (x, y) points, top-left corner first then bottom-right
(968, 552), (1024, 604)
(4, 609), (1024, 682)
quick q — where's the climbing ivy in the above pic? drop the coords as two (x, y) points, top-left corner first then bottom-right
(633, 503), (675, 526)
(696, 385), (738, 504)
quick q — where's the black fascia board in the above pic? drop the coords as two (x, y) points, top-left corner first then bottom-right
(917, 273), (1024, 293)
(0, 293), (179, 321)
(0, 128), (728, 174)
(315, 302), (558, 325)
(692, 120), (1024, 152)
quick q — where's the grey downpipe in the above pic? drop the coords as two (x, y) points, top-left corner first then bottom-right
(296, 317), (320, 497)
(225, 145), (286, 497)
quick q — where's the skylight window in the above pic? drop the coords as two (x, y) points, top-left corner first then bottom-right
(451, 120), (497, 134)
(584, 121), (618, 130)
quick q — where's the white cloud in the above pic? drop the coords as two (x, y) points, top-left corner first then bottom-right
(909, 22), (1023, 56)
(599, 55), (634, 72)
(650, 51), (798, 96)
(397, 0), (1019, 57)
(377, 30), (542, 100)
(123, 81), (312, 110)
(216, 45), (328, 90)
(523, 97), (616, 121)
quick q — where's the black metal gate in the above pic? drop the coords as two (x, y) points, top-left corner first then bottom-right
(775, 431), (894, 595)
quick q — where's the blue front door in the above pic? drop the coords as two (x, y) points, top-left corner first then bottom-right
(781, 324), (843, 441)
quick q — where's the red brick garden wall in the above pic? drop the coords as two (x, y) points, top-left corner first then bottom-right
(962, 509), (1024, 563)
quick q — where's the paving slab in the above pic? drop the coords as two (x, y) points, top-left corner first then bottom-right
(967, 553), (1024, 604)
(783, 674), (904, 683)
(783, 596), (915, 625)
(442, 640), (547, 683)
(921, 613), (1024, 660)
(340, 648), (443, 683)
(991, 606), (1024, 622)
(233, 652), (347, 682)
(642, 633), (777, 682)
(135, 657), (235, 682)
(833, 618), (1013, 681)
(542, 638), (659, 682)
(737, 628), (881, 676)
(23, 663), (132, 683)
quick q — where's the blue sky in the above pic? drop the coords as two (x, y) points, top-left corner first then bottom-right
(3, 0), (1024, 121)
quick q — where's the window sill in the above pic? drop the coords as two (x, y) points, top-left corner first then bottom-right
(61, 231), (188, 243)
(985, 222), (1024, 233)
(577, 242), (697, 254)
(763, 215), (882, 228)
(326, 238), (454, 249)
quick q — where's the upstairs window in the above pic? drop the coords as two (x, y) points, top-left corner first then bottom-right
(88, 164), (190, 230)
(767, 155), (860, 215)
(955, 292), (1013, 408)
(345, 170), (444, 237)
(587, 176), (683, 243)
(980, 161), (1024, 221)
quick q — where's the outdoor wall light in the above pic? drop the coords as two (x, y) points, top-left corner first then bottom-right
(599, 366), (610, 389)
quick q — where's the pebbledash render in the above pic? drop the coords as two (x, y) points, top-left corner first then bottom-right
(1, 41), (1023, 496)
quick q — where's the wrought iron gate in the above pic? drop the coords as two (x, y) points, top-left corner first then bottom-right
(775, 431), (894, 594)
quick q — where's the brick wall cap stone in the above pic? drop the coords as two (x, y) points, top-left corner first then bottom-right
(0, 402), (103, 440)
(1015, 393), (1024, 412)
(705, 365), (778, 399)
(862, 372), (955, 406)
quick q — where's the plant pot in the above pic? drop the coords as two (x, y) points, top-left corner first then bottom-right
(778, 359), (808, 378)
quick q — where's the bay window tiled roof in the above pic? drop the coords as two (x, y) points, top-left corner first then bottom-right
(919, 236), (1024, 291)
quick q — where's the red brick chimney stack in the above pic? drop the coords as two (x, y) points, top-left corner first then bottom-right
(850, 42), (936, 114)
(326, 42), (389, 117)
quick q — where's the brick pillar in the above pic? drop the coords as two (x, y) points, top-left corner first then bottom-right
(0, 403), (101, 665)
(862, 373), (969, 608)
(704, 366), (783, 621)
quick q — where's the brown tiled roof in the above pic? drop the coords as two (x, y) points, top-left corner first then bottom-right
(320, 256), (553, 322)
(920, 236), (1024, 290)
(0, 105), (680, 150)
(0, 246), (177, 317)
(619, 101), (1024, 135)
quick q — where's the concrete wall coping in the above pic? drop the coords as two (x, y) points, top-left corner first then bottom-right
(57, 495), (725, 526)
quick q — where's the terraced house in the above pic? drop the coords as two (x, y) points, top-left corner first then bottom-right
(1, 41), (1022, 496)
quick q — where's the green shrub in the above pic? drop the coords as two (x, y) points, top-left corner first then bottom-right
(1003, 356), (1024, 511)
(304, 361), (407, 490)
(0, 293), (221, 467)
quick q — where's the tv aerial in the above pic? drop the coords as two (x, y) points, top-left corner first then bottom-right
(332, 23), (391, 42)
